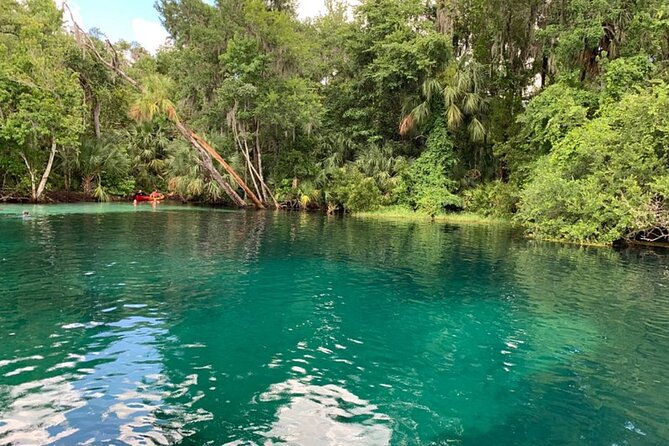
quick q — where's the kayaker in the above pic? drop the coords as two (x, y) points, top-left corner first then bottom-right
(149, 190), (164, 200)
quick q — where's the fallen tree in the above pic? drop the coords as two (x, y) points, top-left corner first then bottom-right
(65, 4), (269, 209)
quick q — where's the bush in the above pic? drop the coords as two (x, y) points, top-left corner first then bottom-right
(463, 181), (519, 217)
(516, 83), (669, 244)
(496, 83), (596, 180)
(275, 178), (321, 209)
(105, 178), (136, 198)
(323, 166), (383, 213)
(601, 55), (654, 102)
(396, 120), (462, 214)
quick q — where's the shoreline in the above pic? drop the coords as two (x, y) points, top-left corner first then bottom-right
(353, 206), (512, 226)
(353, 207), (669, 250)
(4, 201), (669, 250)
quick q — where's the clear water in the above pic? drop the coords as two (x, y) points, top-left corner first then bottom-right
(0, 203), (668, 446)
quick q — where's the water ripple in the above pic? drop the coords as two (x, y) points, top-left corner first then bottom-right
(0, 206), (667, 445)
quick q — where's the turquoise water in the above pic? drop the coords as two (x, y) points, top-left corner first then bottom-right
(0, 204), (668, 445)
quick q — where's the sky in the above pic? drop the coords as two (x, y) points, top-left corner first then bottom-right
(63, 0), (328, 54)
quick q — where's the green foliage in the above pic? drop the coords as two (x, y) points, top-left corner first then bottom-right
(320, 0), (450, 144)
(517, 83), (669, 243)
(104, 178), (136, 198)
(496, 83), (596, 180)
(76, 136), (130, 198)
(601, 55), (654, 102)
(325, 166), (383, 213)
(397, 121), (461, 214)
(275, 178), (320, 209)
(1, 0), (669, 246)
(0, 0), (85, 200)
(464, 181), (520, 218)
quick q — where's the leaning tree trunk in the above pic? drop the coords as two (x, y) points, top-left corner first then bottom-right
(65, 4), (263, 209)
(174, 121), (265, 209)
(193, 144), (246, 207)
(35, 140), (57, 201)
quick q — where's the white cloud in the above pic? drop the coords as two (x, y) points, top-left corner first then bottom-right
(55, 0), (84, 32)
(297, 0), (359, 21)
(297, 0), (327, 19)
(131, 18), (169, 54)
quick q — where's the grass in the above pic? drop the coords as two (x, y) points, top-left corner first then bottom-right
(354, 205), (511, 225)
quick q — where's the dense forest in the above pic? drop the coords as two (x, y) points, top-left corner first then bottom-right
(1, 0), (669, 244)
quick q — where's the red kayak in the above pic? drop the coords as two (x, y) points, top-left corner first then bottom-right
(133, 194), (164, 202)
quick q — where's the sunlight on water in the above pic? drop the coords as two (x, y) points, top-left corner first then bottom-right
(256, 378), (392, 445)
(0, 204), (668, 445)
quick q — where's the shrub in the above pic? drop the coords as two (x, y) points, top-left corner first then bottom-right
(463, 181), (519, 217)
(516, 83), (669, 244)
(496, 83), (596, 180)
(397, 120), (462, 214)
(323, 166), (383, 213)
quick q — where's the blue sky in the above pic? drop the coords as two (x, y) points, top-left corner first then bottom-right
(65, 0), (327, 53)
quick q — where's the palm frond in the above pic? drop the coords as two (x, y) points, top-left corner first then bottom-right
(446, 104), (463, 129)
(463, 93), (482, 114)
(422, 77), (442, 101)
(399, 115), (415, 136)
(443, 85), (459, 106)
(468, 118), (486, 143)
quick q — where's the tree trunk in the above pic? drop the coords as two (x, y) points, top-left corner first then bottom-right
(255, 121), (269, 204)
(173, 121), (255, 207)
(241, 136), (263, 201)
(35, 140), (57, 201)
(194, 144), (246, 207)
(231, 117), (264, 205)
(82, 175), (94, 196)
(19, 152), (37, 201)
(234, 121), (279, 209)
(541, 55), (548, 88)
(175, 122), (266, 209)
(242, 135), (279, 209)
(93, 99), (101, 139)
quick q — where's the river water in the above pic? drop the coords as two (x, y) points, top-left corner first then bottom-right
(0, 204), (667, 445)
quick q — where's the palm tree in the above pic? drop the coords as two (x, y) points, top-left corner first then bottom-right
(355, 144), (406, 192)
(401, 57), (487, 143)
(128, 74), (263, 208)
(126, 123), (170, 189)
(77, 136), (130, 200)
(129, 75), (179, 124)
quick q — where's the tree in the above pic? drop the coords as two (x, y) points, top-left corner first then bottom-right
(65, 3), (264, 208)
(517, 83), (669, 244)
(401, 57), (487, 143)
(0, 0), (85, 201)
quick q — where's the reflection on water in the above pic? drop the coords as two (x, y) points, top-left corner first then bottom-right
(0, 312), (207, 446)
(0, 376), (84, 444)
(0, 204), (668, 445)
(256, 378), (392, 445)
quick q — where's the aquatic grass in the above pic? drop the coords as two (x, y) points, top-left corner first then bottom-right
(354, 205), (511, 225)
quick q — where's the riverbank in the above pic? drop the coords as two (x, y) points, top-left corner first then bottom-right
(354, 206), (669, 250)
(354, 206), (511, 226)
(0, 191), (100, 203)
